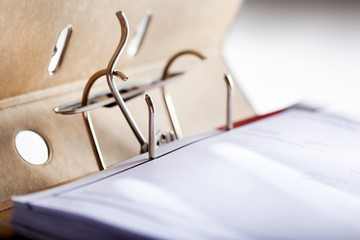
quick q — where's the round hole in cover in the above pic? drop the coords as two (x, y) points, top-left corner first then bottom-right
(15, 130), (50, 165)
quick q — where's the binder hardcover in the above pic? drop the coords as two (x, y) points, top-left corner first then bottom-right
(0, 0), (253, 237)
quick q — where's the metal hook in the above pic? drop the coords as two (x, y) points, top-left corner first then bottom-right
(224, 73), (234, 130)
(161, 50), (206, 139)
(145, 94), (155, 160)
(80, 11), (147, 170)
(106, 11), (148, 154)
(82, 69), (128, 170)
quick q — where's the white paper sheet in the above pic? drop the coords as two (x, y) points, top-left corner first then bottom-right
(12, 108), (360, 239)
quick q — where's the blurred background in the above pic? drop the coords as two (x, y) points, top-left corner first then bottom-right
(223, 0), (360, 118)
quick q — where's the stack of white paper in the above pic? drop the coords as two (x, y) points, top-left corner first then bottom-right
(12, 108), (360, 239)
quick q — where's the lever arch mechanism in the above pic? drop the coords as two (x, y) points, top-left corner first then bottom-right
(53, 72), (184, 115)
(82, 69), (129, 170)
(105, 12), (148, 154)
(53, 11), (235, 171)
(161, 50), (206, 140)
(80, 11), (147, 170)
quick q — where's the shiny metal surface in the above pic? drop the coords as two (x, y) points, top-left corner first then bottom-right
(127, 10), (152, 58)
(81, 69), (128, 170)
(54, 72), (184, 115)
(224, 73), (234, 130)
(78, 11), (150, 170)
(145, 94), (155, 160)
(161, 50), (206, 139)
(156, 130), (176, 146)
(48, 24), (72, 75)
(52, 16), (208, 170)
(106, 11), (148, 153)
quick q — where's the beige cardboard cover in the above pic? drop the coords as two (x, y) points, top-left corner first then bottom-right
(0, 0), (254, 214)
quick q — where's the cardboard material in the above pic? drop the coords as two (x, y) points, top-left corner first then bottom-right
(0, 0), (254, 216)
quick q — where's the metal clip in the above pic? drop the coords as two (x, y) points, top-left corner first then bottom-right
(156, 130), (176, 146)
(82, 69), (128, 170)
(81, 11), (147, 170)
(224, 73), (234, 130)
(161, 50), (206, 139)
(145, 94), (155, 160)
(106, 11), (148, 154)
(53, 72), (184, 115)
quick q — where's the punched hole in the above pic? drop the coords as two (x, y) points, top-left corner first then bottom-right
(15, 130), (50, 166)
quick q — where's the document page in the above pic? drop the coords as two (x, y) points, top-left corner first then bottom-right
(12, 108), (360, 239)
(224, 108), (360, 197)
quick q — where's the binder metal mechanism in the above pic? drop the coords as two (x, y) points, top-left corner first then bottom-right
(54, 11), (235, 170)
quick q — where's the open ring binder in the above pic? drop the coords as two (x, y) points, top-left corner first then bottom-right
(53, 11), (235, 171)
(1, 2), (251, 235)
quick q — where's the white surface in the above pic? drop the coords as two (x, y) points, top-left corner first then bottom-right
(14, 130), (49, 165)
(223, 0), (360, 115)
(13, 108), (360, 239)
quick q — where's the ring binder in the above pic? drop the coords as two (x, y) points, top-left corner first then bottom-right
(52, 11), (234, 172)
(1, 2), (250, 234)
